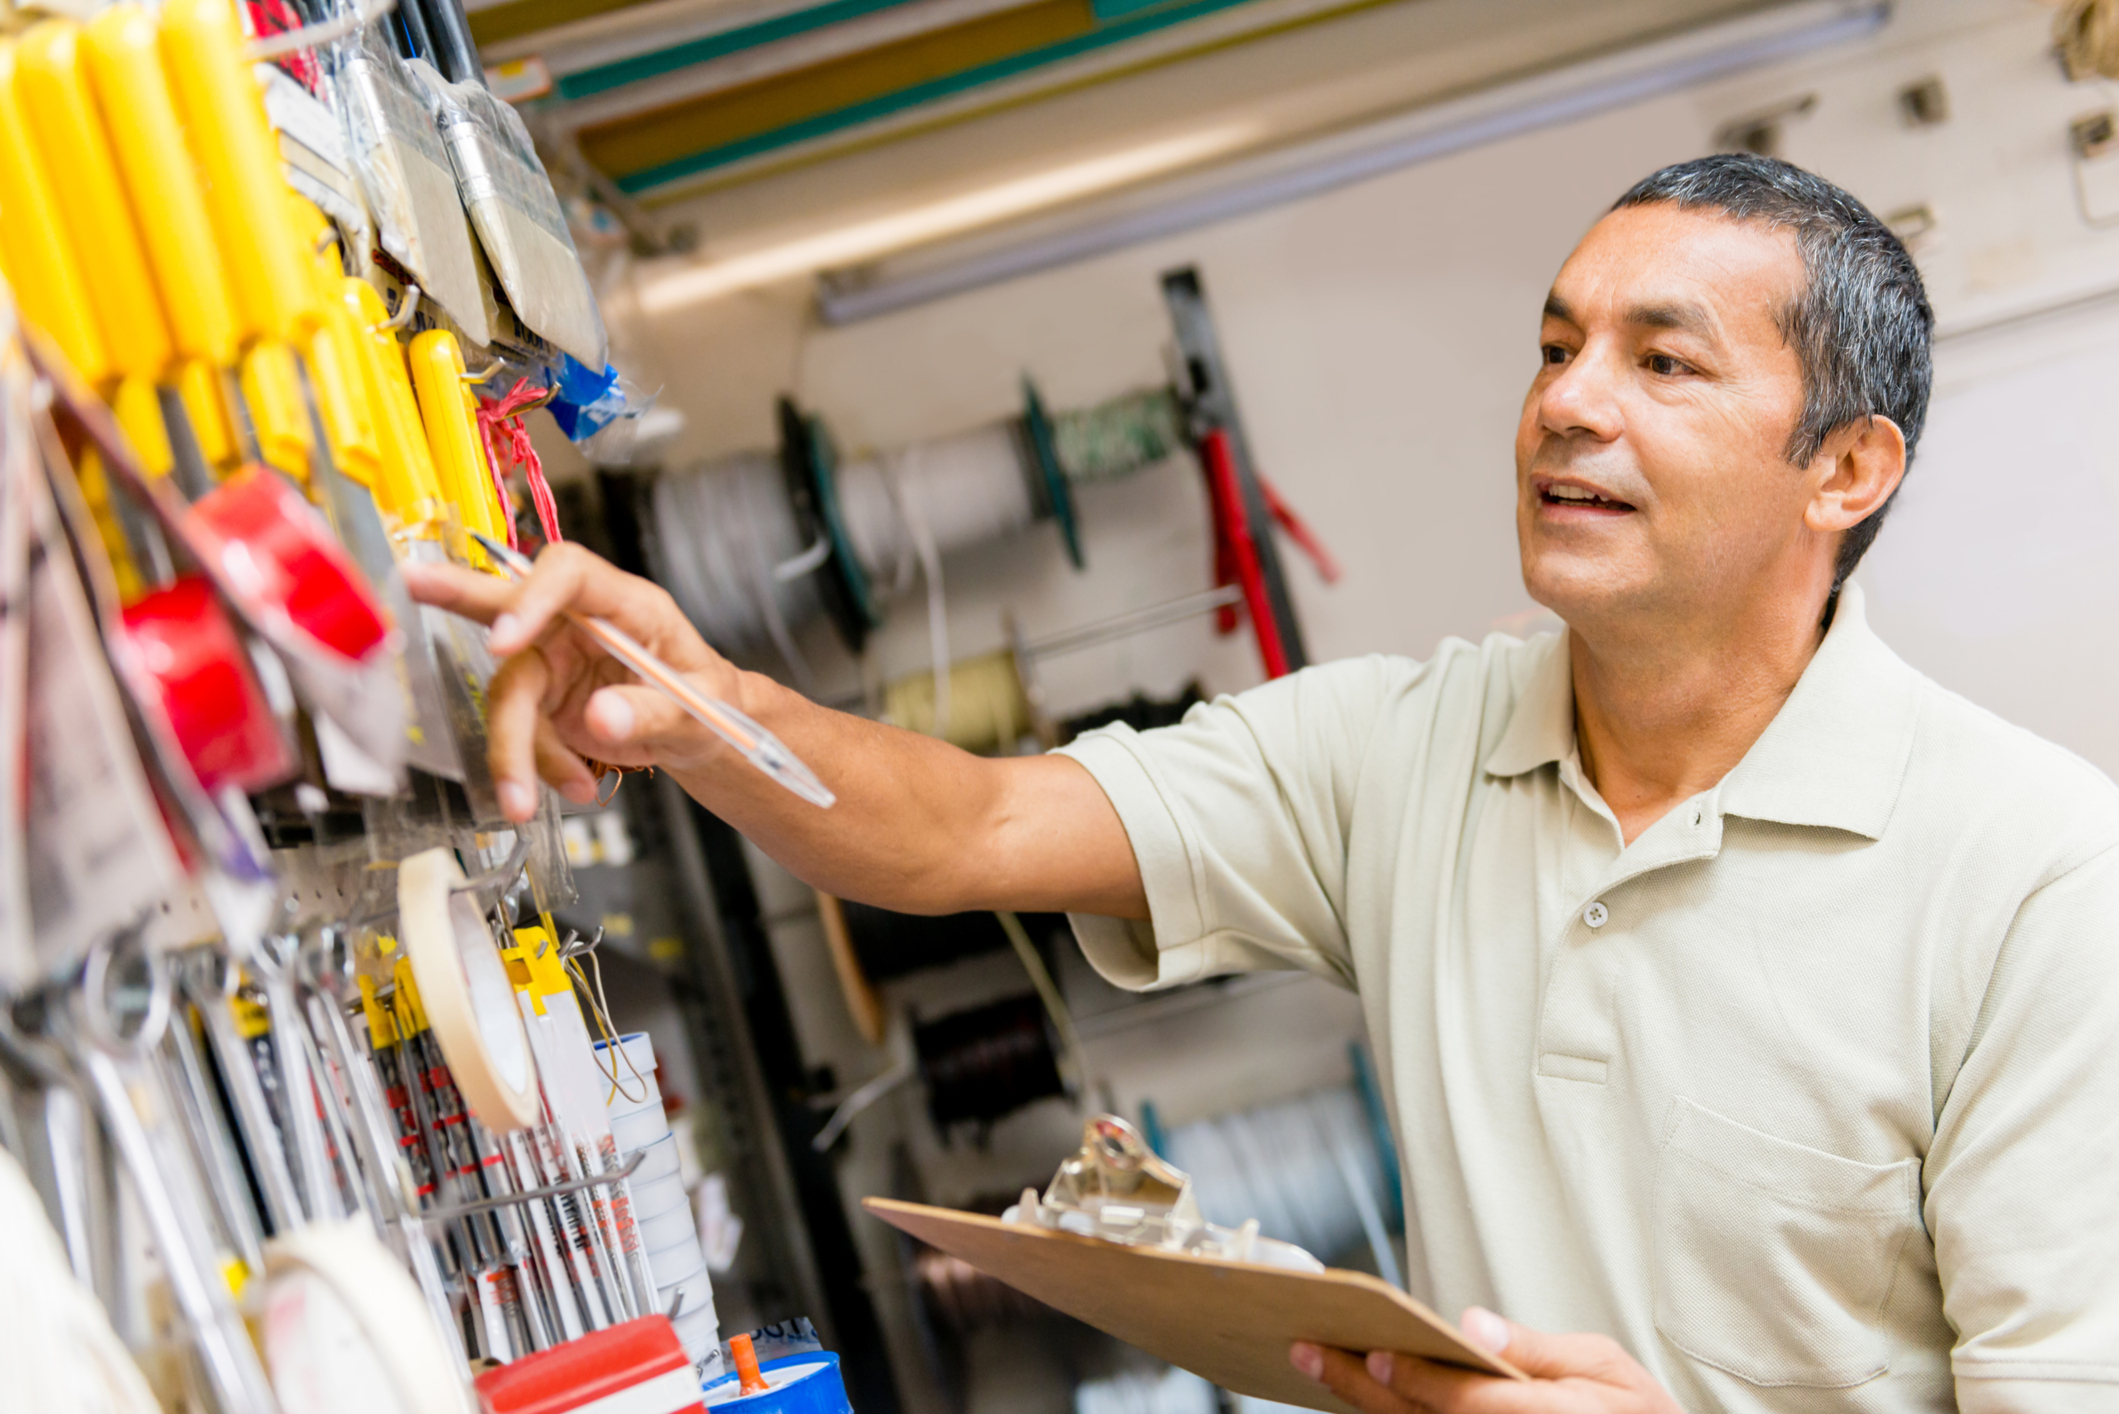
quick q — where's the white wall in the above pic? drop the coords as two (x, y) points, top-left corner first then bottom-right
(621, 0), (2119, 779)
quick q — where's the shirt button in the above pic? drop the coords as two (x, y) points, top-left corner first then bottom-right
(1583, 901), (1609, 929)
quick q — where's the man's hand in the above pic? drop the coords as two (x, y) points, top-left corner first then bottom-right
(403, 545), (743, 821)
(1290, 1308), (1683, 1414)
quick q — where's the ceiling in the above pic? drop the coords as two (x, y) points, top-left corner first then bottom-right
(483, 0), (1790, 201)
(476, 0), (1869, 317)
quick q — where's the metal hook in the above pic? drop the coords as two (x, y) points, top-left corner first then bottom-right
(420, 1146), (648, 1221)
(370, 284), (421, 334)
(558, 925), (604, 961)
(451, 832), (534, 908)
(461, 356), (506, 384)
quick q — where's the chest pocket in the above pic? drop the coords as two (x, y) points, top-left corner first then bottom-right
(1653, 1097), (1923, 1389)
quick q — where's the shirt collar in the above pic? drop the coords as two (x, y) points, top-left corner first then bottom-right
(1483, 628), (1576, 778)
(1482, 584), (1919, 840)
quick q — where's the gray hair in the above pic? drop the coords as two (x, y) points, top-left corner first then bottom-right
(1612, 153), (1933, 591)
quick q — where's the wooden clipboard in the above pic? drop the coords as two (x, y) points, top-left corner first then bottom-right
(864, 1198), (1524, 1411)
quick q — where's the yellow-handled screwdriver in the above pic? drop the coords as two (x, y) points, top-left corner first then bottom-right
(408, 329), (512, 564)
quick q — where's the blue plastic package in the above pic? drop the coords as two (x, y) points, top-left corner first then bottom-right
(701, 1351), (854, 1412)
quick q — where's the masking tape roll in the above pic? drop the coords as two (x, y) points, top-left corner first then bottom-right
(398, 847), (541, 1132)
(261, 1220), (475, 1414)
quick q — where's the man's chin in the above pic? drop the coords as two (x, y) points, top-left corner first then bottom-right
(1520, 559), (1654, 629)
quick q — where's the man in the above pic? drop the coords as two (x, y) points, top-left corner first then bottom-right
(407, 155), (2119, 1411)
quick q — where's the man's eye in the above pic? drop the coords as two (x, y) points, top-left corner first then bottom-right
(1541, 344), (1571, 366)
(1645, 353), (1690, 376)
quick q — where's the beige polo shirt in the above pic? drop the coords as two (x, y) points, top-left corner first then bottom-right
(1056, 584), (2119, 1413)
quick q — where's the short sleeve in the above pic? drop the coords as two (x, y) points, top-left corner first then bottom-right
(1052, 656), (1404, 993)
(1928, 842), (2119, 1408)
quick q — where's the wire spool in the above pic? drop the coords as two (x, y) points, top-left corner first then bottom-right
(880, 648), (1037, 753)
(860, 907), (1070, 985)
(914, 993), (1067, 1134)
(397, 848), (541, 1132)
(1059, 681), (1207, 745)
(1049, 388), (1185, 485)
(649, 387), (1177, 671)
(651, 448), (826, 663)
(1158, 1084), (1399, 1279)
(779, 397), (883, 653)
(838, 423), (1037, 582)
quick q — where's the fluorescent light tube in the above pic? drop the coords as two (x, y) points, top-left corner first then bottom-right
(633, 123), (1262, 313)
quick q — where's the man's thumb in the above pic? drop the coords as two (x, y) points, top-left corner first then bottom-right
(1460, 1307), (1566, 1376)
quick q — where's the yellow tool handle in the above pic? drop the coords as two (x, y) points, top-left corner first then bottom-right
(112, 376), (175, 480)
(74, 450), (145, 601)
(358, 974), (398, 1051)
(390, 957), (429, 1038)
(348, 280), (448, 535)
(159, 0), (320, 344)
(15, 20), (173, 384)
(0, 40), (107, 384)
(407, 329), (507, 551)
(291, 196), (382, 490)
(305, 316), (380, 489)
(176, 360), (241, 477)
(240, 342), (313, 482)
(84, 4), (239, 370)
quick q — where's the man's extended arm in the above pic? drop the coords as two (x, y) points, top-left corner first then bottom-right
(402, 545), (1147, 920)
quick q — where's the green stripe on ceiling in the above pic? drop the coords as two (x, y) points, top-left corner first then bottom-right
(555, 0), (924, 100)
(609, 0), (1261, 192)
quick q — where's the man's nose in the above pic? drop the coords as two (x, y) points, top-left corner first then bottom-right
(1539, 343), (1624, 442)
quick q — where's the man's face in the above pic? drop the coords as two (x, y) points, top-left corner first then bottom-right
(1516, 204), (1816, 633)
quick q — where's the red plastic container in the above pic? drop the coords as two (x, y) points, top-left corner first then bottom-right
(188, 467), (390, 662)
(119, 574), (294, 793)
(474, 1315), (705, 1414)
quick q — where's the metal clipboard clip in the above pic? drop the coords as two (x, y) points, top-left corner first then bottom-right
(1004, 1115), (1324, 1272)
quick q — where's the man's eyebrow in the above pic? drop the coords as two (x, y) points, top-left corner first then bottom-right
(1626, 300), (1720, 343)
(1542, 293), (1574, 324)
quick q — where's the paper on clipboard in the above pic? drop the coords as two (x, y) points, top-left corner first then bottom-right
(864, 1197), (1524, 1412)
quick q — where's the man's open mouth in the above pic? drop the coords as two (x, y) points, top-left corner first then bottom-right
(1540, 483), (1635, 512)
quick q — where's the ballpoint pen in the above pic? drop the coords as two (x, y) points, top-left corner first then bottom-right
(468, 530), (836, 809)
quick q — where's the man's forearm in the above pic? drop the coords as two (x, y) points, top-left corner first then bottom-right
(667, 670), (1146, 919)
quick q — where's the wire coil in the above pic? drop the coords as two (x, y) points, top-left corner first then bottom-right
(1157, 1082), (1399, 1282)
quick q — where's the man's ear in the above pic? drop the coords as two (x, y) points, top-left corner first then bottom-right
(1806, 415), (1907, 534)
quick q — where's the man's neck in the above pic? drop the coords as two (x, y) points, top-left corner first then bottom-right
(1569, 595), (1828, 845)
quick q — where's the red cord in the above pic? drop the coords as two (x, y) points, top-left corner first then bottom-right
(477, 378), (563, 552)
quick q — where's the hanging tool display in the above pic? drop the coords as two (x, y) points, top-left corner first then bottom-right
(648, 266), (1337, 693)
(0, 0), (787, 1404)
